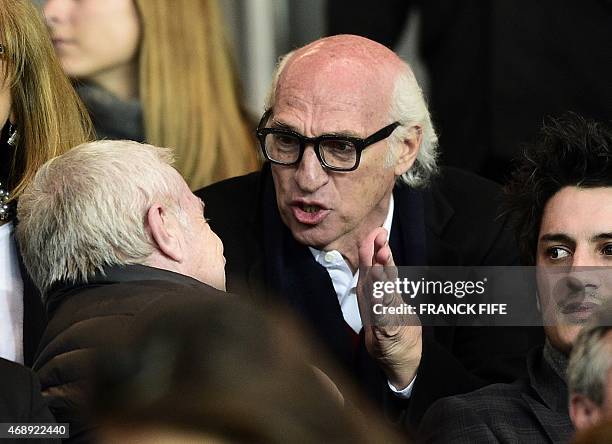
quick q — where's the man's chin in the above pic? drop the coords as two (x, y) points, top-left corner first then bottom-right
(545, 324), (581, 354)
(289, 225), (333, 250)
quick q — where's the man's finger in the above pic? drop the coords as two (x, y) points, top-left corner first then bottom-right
(359, 227), (388, 269)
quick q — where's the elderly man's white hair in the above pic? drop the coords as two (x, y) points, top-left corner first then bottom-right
(16, 140), (184, 294)
(568, 303), (612, 406)
(265, 43), (438, 189)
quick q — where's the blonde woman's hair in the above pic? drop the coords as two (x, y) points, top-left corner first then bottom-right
(0, 0), (92, 200)
(135, 0), (259, 190)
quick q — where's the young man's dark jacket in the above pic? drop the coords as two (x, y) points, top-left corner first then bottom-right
(197, 164), (543, 430)
(33, 265), (226, 444)
(418, 345), (574, 443)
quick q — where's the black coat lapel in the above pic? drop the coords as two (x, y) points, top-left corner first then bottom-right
(421, 179), (462, 265)
(390, 183), (427, 266)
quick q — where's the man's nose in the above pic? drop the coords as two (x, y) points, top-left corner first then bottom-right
(563, 274), (600, 293)
(566, 250), (604, 292)
(569, 248), (604, 285)
(294, 146), (328, 193)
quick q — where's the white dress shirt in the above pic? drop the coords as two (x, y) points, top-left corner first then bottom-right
(0, 222), (24, 364)
(309, 196), (416, 398)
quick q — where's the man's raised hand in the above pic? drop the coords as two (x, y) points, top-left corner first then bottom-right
(357, 227), (422, 390)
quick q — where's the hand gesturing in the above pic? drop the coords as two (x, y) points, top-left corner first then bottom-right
(357, 227), (422, 390)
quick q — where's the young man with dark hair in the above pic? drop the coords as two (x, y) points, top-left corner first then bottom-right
(419, 114), (612, 443)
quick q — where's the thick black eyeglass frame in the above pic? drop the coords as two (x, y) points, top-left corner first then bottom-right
(256, 109), (401, 172)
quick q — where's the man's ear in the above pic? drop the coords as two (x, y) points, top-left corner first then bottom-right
(394, 126), (422, 177)
(147, 204), (183, 263)
(569, 393), (602, 431)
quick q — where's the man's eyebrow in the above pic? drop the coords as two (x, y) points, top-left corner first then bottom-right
(269, 119), (362, 138)
(591, 232), (612, 242)
(539, 233), (576, 245)
(270, 119), (296, 131)
(323, 129), (362, 138)
(270, 118), (302, 134)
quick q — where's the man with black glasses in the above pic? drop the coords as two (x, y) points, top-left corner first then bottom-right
(197, 34), (541, 432)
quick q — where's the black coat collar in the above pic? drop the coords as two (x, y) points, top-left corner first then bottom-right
(421, 173), (462, 265)
(423, 176), (454, 238)
(45, 265), (205, 316)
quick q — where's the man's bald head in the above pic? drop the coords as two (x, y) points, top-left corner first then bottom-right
(266, 35), (438, 188)
(291, 34), (404, 66)
(271, 35), (405, 115)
